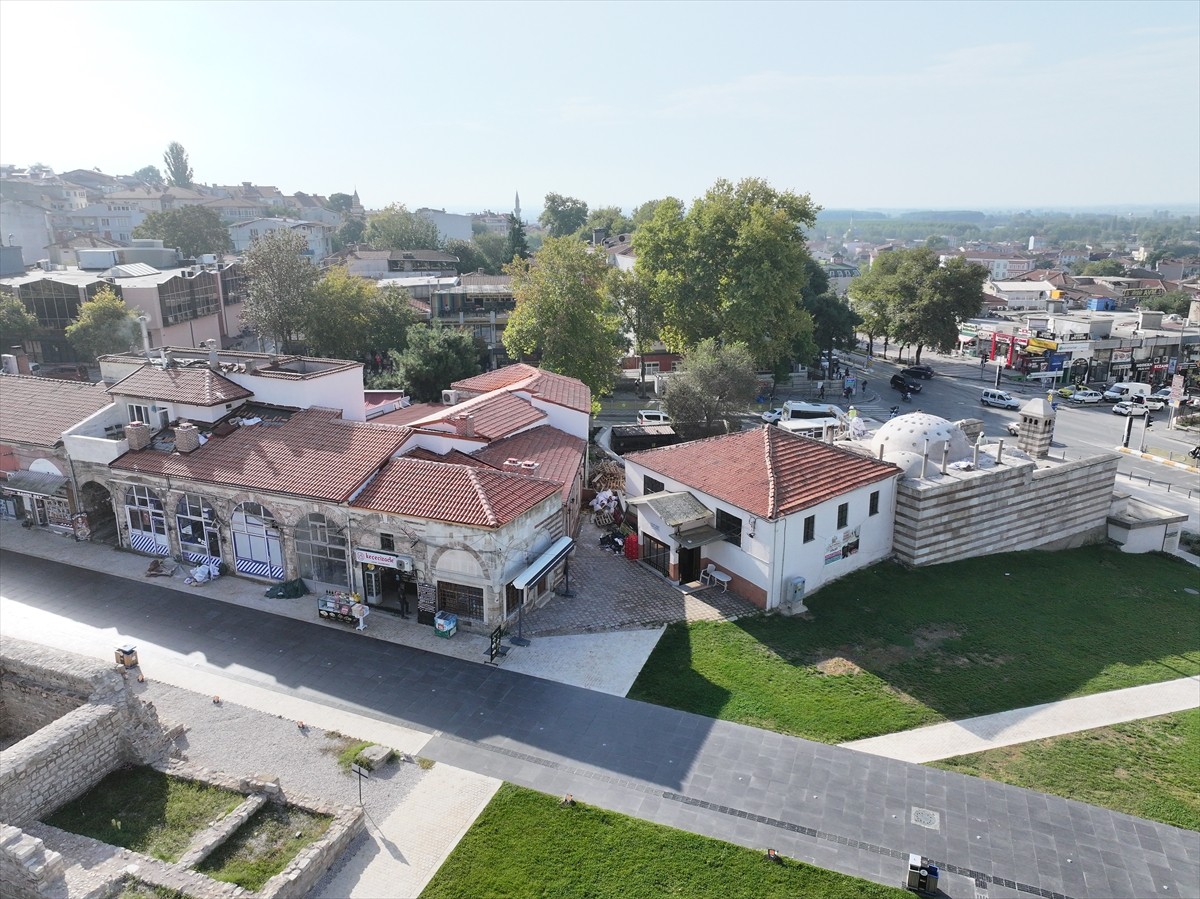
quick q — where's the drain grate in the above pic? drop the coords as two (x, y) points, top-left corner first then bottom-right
(911, 807), (941, 830)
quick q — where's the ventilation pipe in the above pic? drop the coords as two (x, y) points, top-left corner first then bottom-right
(920, 438), (930, 479)
(136, 315), (151, 357)
(995, 439), (1005, 465)
(941, 442), (950, 475)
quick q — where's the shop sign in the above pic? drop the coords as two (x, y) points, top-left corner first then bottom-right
(1057, 341), (1090, 353)
(959, 322), (979, 334)
(354, 547), (412, 570)
(1028, 337), (1058, 352)
(1013, 336), (1029, 348)
(1111, 349), (1132, 363)
(1018, 327), (1031, 337)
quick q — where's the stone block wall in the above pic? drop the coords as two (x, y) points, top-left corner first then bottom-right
(0, 824), (66, 899)
(893, 454), (1119, 568)
(0, 679), (85, 745)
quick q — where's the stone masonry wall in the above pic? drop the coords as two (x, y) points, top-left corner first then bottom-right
(0, 824), (66, 899)
(893, 454), (1119, 568)
(0, 679), (85, 745)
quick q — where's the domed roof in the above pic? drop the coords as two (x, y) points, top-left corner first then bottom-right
(871, 412), (975, 475)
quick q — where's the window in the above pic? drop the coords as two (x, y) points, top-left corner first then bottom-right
(128, 403), (169, 429)
(176, 493), (220, 559)
(231, 502), (284, 579)
(837, 503), (849, 529)
(295, 513), (348, 587)
(869, 491), (880, 516)
(643, 476), (664, 495)
(715, 508), (742, 547)
(437, 581), (484, 621)
(125, 485), (168, 554)
(643, 361), (660, 375)
(380, 533), (396, 551)
(803, 515), (815, 543)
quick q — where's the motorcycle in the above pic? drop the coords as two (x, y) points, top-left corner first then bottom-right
(889, 406), (900, 418)
(1189, 446), (1200, 461)
(902, 391), (912, 403)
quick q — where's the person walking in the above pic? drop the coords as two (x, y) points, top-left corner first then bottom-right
(817, 380), (825, 399)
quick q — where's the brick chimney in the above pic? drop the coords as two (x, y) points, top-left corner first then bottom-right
(125, 421), (152, 451)
(174, 421), (201, 454)
(453, 413), (475, 438)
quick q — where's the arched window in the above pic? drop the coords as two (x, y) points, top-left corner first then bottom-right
(124, 485), (169, 555)
(294, 513), (348, 587)
(231, 502), (283, 579)
(176, 494), (220, 562)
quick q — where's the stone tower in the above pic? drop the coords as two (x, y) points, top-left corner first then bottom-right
(1016, 397), (1055, 458)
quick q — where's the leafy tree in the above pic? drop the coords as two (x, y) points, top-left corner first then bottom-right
(503, 236), (624, 400)
(241, 229), (319, 351)
(133, 206), (232, 258)
(576, 206), (633, 241)
(333, 217), (366, 251)
(661, 339), (758, 440)
(1138, 291), (1192, 316)
(610, 269), (661, 398)
(538, 193), (588, 238)
(630, 198), (674, 231)
(0, 296), (40, 349)
(162, 141), (193, 188)
(803, 293), (861, 367)
(302, 266), (413, 361)
(328, 192), (355, 213)
(508, 213), (530, 260)
(364, 204), (442, 250)
(1080, 259), (1125, 277)
(64, 287), (139, 361)
(132, 165), (163, 186)
(369, 288), (418, 358)
(446, 239), (491, 275)
(633, 177), (820, 375)
(390, 323), (480, 401)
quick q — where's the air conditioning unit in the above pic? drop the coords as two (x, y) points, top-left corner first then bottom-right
(442, 389), (460, 406)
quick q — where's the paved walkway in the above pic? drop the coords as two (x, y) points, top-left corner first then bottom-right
(843, 676), (1200, 763)
(3, 551), (1197, 899)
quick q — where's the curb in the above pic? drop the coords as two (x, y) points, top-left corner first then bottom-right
(1113, 446), (1200, 472)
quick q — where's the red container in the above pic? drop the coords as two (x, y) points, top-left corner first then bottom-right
(624, 533), (639, 560)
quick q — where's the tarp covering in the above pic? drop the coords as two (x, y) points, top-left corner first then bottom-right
(265, 578), (310, 598)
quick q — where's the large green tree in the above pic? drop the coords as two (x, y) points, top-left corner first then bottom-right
(610, 269), (661, 398)
(390, 323), (480, 401)
(1138, 291), (1192, 316)
(132, 165), (163, 186)
(804, 293), (861, 367)
(133, 206), (232, 257)
(0, 296), (40, 349)
(508, 214), (530, 260)
(64, 287), (139, 361)
(162, 141), (193, 188)
(538, 193), (588, 238)
(328, 192), (355, 213)
(302, 266), (414, 361)
(1079, 259), (1125, 277)
(241, 229), (319, 351)
(503, 236), (624, 400)
(576, 206), (633, 241)
(364, 204), (442, 250)
(661, 338), (758, 440)
(630, 198), (673, 231)
(634, 177), (821, 375)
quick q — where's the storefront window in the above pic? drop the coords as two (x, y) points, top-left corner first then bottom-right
(437, 581), (484, 621)
(295, 513), (348, 587)
(176, 494), (220, 561)
(125, 485), (169, 555)
(231, 502), (284, 579)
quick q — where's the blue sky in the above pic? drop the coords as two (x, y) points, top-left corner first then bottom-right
(2, 0), (1197, 217)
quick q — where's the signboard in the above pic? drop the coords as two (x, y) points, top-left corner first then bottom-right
(353, 547), (412, 571)
(1027, 337), (1058, 352)
(1111, 349), (1133, 363)
(1056, 341), (1090, 353)
(417, 581), (437, 612)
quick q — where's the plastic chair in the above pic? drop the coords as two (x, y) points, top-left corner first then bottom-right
(699, 564), (715, 587)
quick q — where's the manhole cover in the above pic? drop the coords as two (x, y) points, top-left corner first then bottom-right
(911, 807), (940, 830)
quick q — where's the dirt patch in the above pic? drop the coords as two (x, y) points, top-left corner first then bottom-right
(814, 656), (863, 676)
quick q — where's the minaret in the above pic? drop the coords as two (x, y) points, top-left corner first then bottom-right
(514, 191), (521, 223)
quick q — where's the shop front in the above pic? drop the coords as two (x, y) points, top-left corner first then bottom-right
(2, 470), (75, 534)
(356, 546), (416, 616)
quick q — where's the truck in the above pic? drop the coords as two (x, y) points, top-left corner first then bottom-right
(777, 401), (848, 440)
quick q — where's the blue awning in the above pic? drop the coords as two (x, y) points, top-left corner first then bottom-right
(511, 536), (574, 591)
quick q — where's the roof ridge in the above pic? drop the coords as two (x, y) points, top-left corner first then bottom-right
(763, 427), (779, 519)
(467, 467), (500, 527)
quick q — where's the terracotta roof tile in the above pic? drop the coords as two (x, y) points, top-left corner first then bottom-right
(404, 447), (496, 468)
(0, 376), (113, 447)
(352, 457), (561, 528)
(472, 425), (586, 503)
(111, 408), (409, 501)
(107, 364), (253, 407)
(627, 426), (899, 520)
(453, 364), (591, 414)
(406, 391), (546, 439)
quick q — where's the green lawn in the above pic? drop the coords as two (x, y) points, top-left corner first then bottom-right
(629, 545), (1200, 743)
(419, 784), (907, 899)
(196, 803), (331, 891)
(932, 710), (1200, 831)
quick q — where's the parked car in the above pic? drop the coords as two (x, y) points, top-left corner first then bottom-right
(1138, 395), (1166, 411)
(1152, 387), (1172, 400)
(1005, 421), (1021, 436)
(1112, 401), (1148, 417)
(637, 409), (671, 425)
(761, 407), (784, 423)
(980, 388), (1019, 409)
(1056, 385), (1077, 398)
(1068, 389), (1104, 404)
(890, 373), (922, 394)
(901, 365), (935, 380)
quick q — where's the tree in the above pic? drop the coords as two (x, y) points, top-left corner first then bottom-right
(64, 287), (139, 362)
(132, 165), (163, 186)
(538, 193), (588, 238)
(634, 177), (821, 375)
(133, 206), (232, 258)
(333, 217), (366, 251)
(241, 229), (319, 351)
(445, 239), (491, 275)
(508, 213), (530, 260)
(0, 296), (40, 349)
(1138, 291), (1192, 316)
(302, 266), (413, 361)
(1080, 259), (1125, 277)
(503, 236), (624, 401)
(803, 293), (860, 367)
(391, 323), (480, 401)
(661, 339), (758, 440)
(610, 269), (661, 398)
(364, 204), (442, 250)
(576, 206), (633, 241)
(162, 141), (193, 188)
(368, 288), (417, 358)
(328, 192), (355, 213)
(630, 198), (673, 231)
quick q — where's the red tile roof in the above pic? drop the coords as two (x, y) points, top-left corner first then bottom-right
(352, 456), (561, 528)
(404, 446), (495, 468)
(472, 425), (586, 504)
(370, 402), (445, 427)
(107, 364), (253, 407)
(627, 425), (899, 520)
(0, 376), (113, 447)
(111, 408), (409, 501)
(452, 364), (591, 414)
(406, 390), (546, 440)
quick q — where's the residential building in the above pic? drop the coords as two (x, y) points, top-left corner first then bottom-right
(822, 252), (860, 297)
(984, 280), (1058, 311)
(0, 197), (53, 266)
(430, 273), (516, 366)
(228, 218), (331, 263)
(417, 208), (472, 243)
(102, 186), (211, 215)
(942, 250), (1036, 280)
(52, 200), (146, 243)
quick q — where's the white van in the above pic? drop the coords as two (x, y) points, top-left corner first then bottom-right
(981, 389), (1020, 410)
(636, 409), (671, 425)
(1102, 382), (1152, 403)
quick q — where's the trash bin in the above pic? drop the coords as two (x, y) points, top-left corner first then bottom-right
(906, 854), (937, 894)
(115, 644), (139, 668)
(434, 611), (457, 639)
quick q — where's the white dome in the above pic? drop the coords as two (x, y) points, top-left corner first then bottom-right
(871, 412), (975, 475)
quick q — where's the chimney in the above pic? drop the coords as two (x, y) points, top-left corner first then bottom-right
(125, 420), (152, 451)
(453, 413), (475, 438)
(136, 315), (152, 357)
(174, 421), (201, 453)
(208, 347), (220, 370)
(11, 347), (32, 375)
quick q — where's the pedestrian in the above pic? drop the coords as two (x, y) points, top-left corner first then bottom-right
(862, 378), (868, 394)
(399, 591), (411, 619)
(817, 380), (825, 399)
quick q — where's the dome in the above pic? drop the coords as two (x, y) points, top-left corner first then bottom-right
(871, 412), (975, 475)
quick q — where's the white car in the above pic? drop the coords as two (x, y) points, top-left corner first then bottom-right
(1068, 389), (1104, 404)
(1111, 401), (1148, 417)
(1140, 395), (1167, 411)
(1005, 421), (1021, 436)
(636, 409), (671, 425)
(761, 407), (784, 423)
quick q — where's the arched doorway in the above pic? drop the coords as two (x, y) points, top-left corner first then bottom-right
(231, 502), (284, 580)
(79, 481), (116, 544)
(124, 485), (169, 555)
(294, 513), (349, 588)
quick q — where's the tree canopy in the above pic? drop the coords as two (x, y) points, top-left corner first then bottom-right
(389, 323), (480, 401)
(132, 206), (232, 258)
(538, 193), (588, 238)
(508, 214), (530, 260)
(803, 293), (860, 366)
(661, 339), (758, 440)
(301, 266), (414, 361)
(64, 287), (139, 362)
(162, 141), (193, 188)
(132, 165), (163, 186)
(328, 192), (355, 213)
(1138, 291), (1192, 316)
(1079, 259), (1125, 277)
(364, 204), (443, 250)
(633, 177), (821, 375)
(610, 269), (661, 397)
(503, 236), (624, 401)
(0, 296), (40, 349)
(241, 229), (319, 351)
(576, 206), (633, 241)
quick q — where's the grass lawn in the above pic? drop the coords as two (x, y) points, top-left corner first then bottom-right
(44, 766), (241, 863)
(196, 803), (331, 891)
(629, 545), (1199, 743)
(931, 710), (1200, 831)
(420, 784), (907, 899)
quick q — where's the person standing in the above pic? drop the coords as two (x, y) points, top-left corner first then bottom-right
(817, 380), (825, 399)
(399, 590), (411, 619)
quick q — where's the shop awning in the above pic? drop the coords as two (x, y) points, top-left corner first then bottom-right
(625, 490), (711, 527)
(675, 525), (727, 550)
(512, 536), (574, 591)
(2, 470), (69, 497)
